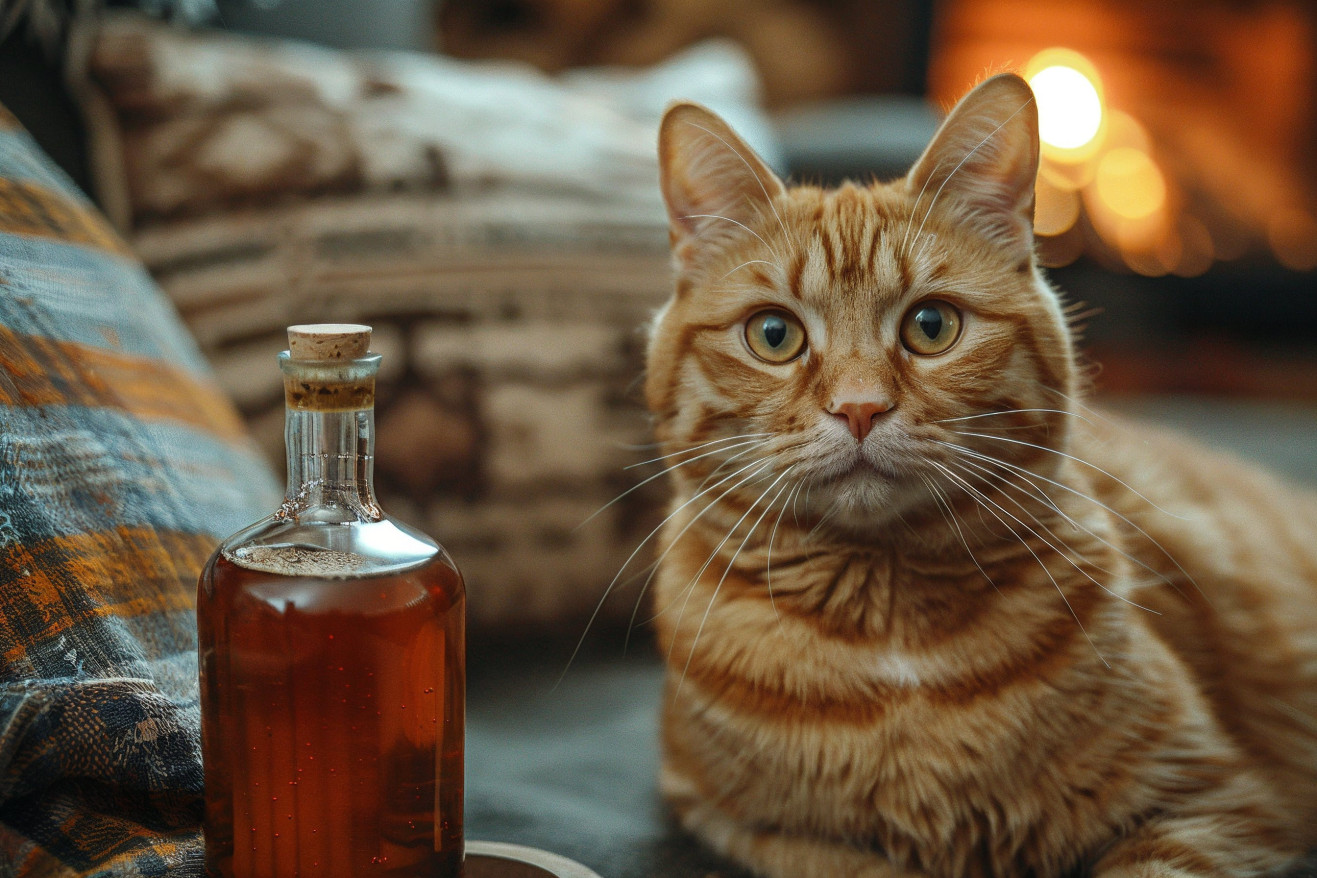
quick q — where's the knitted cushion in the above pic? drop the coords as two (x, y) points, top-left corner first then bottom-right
(0, 100), (280, 877)
(80, 14), (683, 631)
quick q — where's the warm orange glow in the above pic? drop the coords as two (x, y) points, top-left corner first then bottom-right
(1101, 110), (1152, 155)
(1026, 49), (1104, 158)
(929, 1), (1315, 273)
(1173, 217), (1216, 278)
(1033, 175), (1081, 237)
(1268, 208), (1317, 272)
(1094, 147), (1166, 220)
(1032, 67), (1101, 149)
(1115, 222), (1174, 277)
(1035, 226), (1084, 268)
(1039, 157), (1096, 194)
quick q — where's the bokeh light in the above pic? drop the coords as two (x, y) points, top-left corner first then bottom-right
(1094, 147), (1166, 220)
(1026, 49), (1104, 159)
(1034, 174), (1082, 237)
(1173, 217), (1216, 278)
(1268, 207), (1317, 272)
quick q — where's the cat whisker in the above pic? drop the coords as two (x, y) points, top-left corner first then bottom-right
(624, 538), (692, 654)
(933, 407), (1095, 427)
(948, 459), (1100, 579)
(919, 472), (998, 593)
(640, 457), (781, 632)
(779, 475), (830, 574)
(950, 429), (1194, 522)
(909, 227), (941, 275)
(953, 456), (1118, 575)
(697, 438), (812, 494)
(900, 157), (944, 261)
(932, 438), (1205, 605)
(681, 120), (791, 255)
(661, 464), (786, 662)
(690, 443), (769, 494)
(908, 97), (1036, 262)
(663, 463), (785, 619)
(559, 453), (778, 685)
(954, 448), (1179, 595)
(1265, 694), (1317, 737)
(683, 213), (784, 268)
(626, 433), (773, 470)
(694, 442), (772, 486)
(579, 435), (772, 532)
(1038, 384), (1122, 427)
(961, 455), (1126, 572)
(941, 423), (1048, 433)
(948, 459), (1159, 615)
(930, 460), (1110, 668)
(616, 562), (663, 656)
(615, 440), (791, 651)
(766, 476), (808, 619)
(721, 259), (780, 281)
(620, 455), (789, 656)
(808, 494), (848, 541)
(626, 552), (682, 649)
(675, 466), (800, 698)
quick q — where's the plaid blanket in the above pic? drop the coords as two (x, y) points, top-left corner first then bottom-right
(0, 102), (280, 876)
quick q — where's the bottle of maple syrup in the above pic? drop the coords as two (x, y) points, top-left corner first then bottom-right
(198, 324), (465, 878)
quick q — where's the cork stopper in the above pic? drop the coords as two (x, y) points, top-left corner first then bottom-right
(287, 324), (372, 361)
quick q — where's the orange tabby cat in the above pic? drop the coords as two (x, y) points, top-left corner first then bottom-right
(645, 73), (1317, 877)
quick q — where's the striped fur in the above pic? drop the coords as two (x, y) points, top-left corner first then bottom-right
(645, 74), (1317, 877)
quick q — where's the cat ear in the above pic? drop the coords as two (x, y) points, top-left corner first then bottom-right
(906, 73), (1040, 261)
(658, 102), (786, 268)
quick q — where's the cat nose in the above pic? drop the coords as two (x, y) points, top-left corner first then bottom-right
(830, 400), (893, 444)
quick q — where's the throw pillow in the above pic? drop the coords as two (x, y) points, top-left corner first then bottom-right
(0, 99), (280, 878)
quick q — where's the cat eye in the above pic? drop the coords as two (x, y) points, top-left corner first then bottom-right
(744, 309), (807, 363)
(900, 300), (962, 356)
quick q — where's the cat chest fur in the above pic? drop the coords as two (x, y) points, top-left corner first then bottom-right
(652, 520), (1209, 876)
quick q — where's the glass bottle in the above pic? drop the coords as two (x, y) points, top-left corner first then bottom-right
(198, 324), (465, 878)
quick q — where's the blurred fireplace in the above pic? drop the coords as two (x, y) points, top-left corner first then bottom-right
(435, 0), (1317, 389)
(928, 0), (1317, 277)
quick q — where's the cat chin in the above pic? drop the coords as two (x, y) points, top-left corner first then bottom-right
(806, 466), (930, 535)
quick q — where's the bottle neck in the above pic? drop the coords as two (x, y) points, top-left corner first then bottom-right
(278, 351), (384, 523)
(283, 406), (382, 521)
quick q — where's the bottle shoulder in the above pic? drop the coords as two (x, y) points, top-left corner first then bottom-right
(214, 512), (453, 580)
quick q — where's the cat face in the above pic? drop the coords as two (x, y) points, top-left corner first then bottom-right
(647, 75), (1079, 537)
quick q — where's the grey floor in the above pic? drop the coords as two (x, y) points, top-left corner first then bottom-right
(1103, 395), (1317, 487)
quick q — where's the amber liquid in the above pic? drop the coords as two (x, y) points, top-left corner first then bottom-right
(199, 551), (465, 878)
